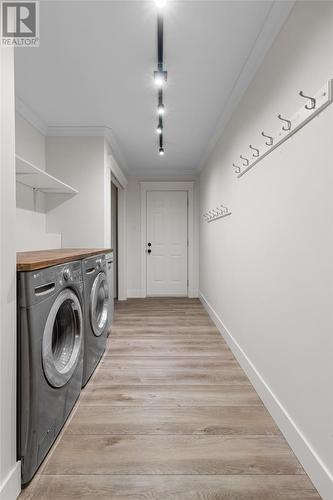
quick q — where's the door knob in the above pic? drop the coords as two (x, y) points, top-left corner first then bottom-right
(147, 249), (151, 254)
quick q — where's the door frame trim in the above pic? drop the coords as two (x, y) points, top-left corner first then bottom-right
(140, 181), (195, 298)
(107, 155), (127, 301)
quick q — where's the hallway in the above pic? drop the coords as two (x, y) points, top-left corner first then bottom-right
(20, 298), (319, 499)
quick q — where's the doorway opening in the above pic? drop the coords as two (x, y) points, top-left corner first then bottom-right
(140, 181), (195, 298)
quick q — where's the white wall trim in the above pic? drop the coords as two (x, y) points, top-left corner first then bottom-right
(140, 181), (196, 298)
(15, 97), (47, 136)
(197, 0), (295, 172)
(109, 155), (128, 188)
(199, 292), (333, 500)
(0, 462), (21, 500)
(105, 155), (127, 301)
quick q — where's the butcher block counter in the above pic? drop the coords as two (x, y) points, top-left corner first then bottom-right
(17, 248), (113, 272)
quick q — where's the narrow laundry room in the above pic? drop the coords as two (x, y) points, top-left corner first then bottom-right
(0, 1), (332, 499)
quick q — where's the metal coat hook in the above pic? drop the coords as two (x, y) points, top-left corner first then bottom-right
(249, 144), (259, 157)
(233, 163), (241, 174)
(299, 91), (316, 110)
(278, 114), (291, 131)
(261, 131), (273, 146)
(240, 155), (249, 167)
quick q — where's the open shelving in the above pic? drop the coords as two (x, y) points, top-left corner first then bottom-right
(15, 155), (78, 195)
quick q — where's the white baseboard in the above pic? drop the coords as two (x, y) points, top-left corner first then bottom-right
(0, 462), (21, 500)
(199, 292), (333, 500)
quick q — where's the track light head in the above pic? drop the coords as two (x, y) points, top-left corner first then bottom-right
(158, 103), (165, 116)
(154, 0), (167, 8)
(159, 147), (165, 155)
(154, 70), (167, 87)
(156, 123), (163, 134)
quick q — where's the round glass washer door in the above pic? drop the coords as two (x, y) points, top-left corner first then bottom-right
(42, 289), (83, 388)
(90, 272), (109, 337)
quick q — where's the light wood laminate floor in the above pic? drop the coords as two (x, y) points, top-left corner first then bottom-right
(20, 298), (320, 499)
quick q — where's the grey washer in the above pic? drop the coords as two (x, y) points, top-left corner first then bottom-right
(17, 261), (84, 485)
(81, 254), (113, 387)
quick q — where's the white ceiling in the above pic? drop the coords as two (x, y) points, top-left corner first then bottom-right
(15, 1), (292, 174)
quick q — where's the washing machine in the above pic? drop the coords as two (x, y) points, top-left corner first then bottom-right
(17, 261), (84, 485)
(82, 253), (112, 387)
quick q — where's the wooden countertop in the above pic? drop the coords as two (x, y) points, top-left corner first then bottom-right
(17, 248), (113, 272)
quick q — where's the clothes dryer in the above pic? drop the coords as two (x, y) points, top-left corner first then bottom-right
(81, 254), (111, 386)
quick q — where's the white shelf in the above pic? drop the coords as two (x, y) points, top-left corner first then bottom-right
(15, 155), (78, 195)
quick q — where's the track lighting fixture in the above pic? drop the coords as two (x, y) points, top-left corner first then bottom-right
(154, 7), (167, 155)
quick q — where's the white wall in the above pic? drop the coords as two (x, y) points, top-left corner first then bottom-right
(199, 2), (333, 499)
(15, 115), (61, 251)
(46, 136), (107, 248)
(126, 175), (199, 298)
(0, 48), (21, 500)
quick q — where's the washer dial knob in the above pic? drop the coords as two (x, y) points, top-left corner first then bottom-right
(63, 268), (71, 281)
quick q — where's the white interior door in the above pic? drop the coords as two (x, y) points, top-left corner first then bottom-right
(146, 190), (188, 296)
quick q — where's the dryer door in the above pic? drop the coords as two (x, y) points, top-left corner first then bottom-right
(90, 272), (109, 337)
(42, 289), (83, 388)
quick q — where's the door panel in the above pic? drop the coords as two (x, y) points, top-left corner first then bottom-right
(147, 191), (187, 296)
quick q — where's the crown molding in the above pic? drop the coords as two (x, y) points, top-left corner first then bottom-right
(197, 0), (295, 173)
(15, 97), (48, 135)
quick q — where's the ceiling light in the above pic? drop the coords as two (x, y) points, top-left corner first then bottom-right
(155, 0), (167, 8)
(154, 70), (167, 87)
(159, 147), (165, 155)
(158, 103), (165, 116)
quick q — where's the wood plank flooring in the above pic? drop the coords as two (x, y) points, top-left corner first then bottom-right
(20, 298), (320, 499)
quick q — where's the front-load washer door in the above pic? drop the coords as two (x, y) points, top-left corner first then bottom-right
(90, 272), (109, 337)
(42, 289), (83, 388)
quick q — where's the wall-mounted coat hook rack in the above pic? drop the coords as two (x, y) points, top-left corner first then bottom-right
(203, 204), (232, 223)
(233, 163), (241, 174)
(234, 79), (333, 178)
